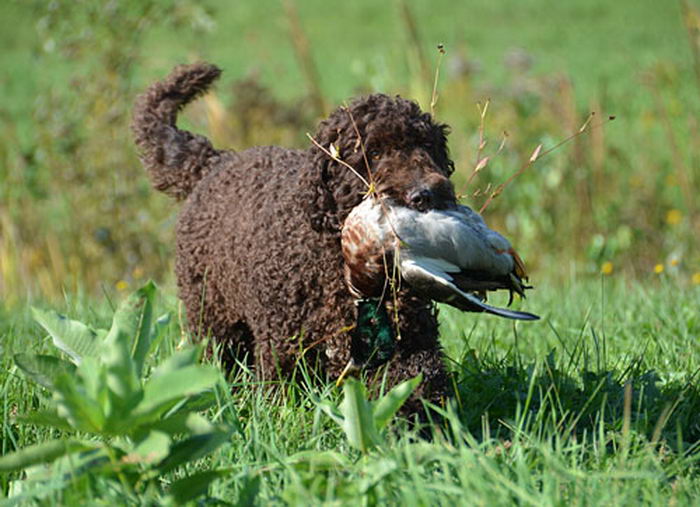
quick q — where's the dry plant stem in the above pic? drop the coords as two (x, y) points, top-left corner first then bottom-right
(399, 0), (431, 87)
(647, 79), (696, 219)
(475, 100), (490, 168)
(464, 134), (509, 198)
(300, 323), (356, 358)
(458, 101), (508, 198)
(283, 0), (327, 117)
(306, 133), (371, 189)
(681, 0), (700, 98)
(479, 114), (615, 214)
(345, 105), (375, 188)
(430, 45), (446, 116)
(306, 115), (401, 244)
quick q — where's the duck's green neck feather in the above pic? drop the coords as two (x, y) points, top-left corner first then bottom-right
(350, 298), (396, 369)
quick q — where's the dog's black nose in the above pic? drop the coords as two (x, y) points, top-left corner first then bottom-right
(408, 188), (433, 211)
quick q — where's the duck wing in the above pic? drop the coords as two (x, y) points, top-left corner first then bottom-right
(394, 205), (530, 298)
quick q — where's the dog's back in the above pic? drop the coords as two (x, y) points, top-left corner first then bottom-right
(172, 144), (333, 373)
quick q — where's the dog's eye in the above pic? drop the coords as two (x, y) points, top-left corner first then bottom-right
(368, 149), (381, 160)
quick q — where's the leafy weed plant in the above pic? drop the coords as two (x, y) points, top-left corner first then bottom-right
(1, 282), (233, 504)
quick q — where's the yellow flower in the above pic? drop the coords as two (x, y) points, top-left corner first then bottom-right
(666, 209), (682, 226)
(116, 280), (129, 291)
(601, 262), (613, 275)
(670, 258), (680, 267)
(693, 272), (700, 285)
(654, 263), (664, 274)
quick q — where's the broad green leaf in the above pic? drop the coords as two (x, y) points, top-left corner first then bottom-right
(134, 411), (192, 439)
(132, 430), (171, 463)
(0, 439), (95, 472)
(53, 374), (106, 433)
(173, 389), (218, 415)
(14, 354), (76, 390)
(128, 281), (157, 377)
(7, 473), (73, 503)
(102, 344), (138, 401)
(151, 346), (200, 377)
(168, 469), (229, 504)
(137, 411), (214, 437)
(20, 447), (110, 482)
(15, 410), (73, 432)
(339, 378), (382, 453)
(181, 412), (217, 434)
(103, 368), (143, 425)
(134, 412), (224, 445)
(76, 357), (110, 413)
(158, 425), (231, 473)
(372, 374), (422, 431)
(31, 307), (104, 364)
(102, 282), (156, 403)
(133, 364), (220, 421)
(147, 312), (172, 356)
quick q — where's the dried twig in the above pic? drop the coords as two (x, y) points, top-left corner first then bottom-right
(306, 133), (371, 189)
(430, 44), (446, 116)
(458, 100), (509, 198)
(283, 0), (327, 117)
(479, 113), (615, 214)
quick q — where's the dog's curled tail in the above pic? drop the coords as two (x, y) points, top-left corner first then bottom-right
(131, 62), (227, 200)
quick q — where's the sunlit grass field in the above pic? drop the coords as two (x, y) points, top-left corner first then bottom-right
(2, 279), (700, 503)
(1, 0), (700, 503)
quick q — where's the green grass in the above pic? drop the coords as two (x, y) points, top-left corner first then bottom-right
(5, 0), (692, 103)
(2, 279), (700, 503)
(1, 0), (700, 502)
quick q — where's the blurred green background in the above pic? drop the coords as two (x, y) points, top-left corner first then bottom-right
(1, 0), (699, 304)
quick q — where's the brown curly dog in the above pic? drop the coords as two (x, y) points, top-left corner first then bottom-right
(131, 62), (457, 415)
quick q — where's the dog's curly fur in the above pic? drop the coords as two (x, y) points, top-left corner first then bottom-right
(132, 62), (458, 414)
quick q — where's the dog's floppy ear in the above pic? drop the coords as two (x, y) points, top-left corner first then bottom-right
(303, 146), (340, 233)
(304, 109), (369, 233)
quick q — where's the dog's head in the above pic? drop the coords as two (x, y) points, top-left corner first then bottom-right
(306, 94), (456, 232)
